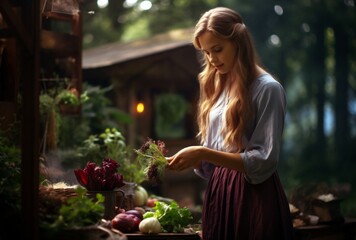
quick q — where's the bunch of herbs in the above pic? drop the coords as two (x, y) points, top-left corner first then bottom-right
(135, 138), (168, 185)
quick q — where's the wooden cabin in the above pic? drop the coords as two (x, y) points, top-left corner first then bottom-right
(82, 28), (202, 150)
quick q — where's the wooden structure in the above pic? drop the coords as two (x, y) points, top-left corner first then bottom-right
(82, 28), (201, 149)
(0, 1), (40, 239)
(40, 0), (82, 95)
(0, 0), (82, 239)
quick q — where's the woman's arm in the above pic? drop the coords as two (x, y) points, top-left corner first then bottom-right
(166, 146), (245, 172)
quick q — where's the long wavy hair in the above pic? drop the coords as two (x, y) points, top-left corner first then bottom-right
(193, 7), (261, 151)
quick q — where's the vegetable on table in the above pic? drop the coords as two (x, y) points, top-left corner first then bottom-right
(125, 209), (144, 220)
(111, 213), (141, 233)
(146, 198), (158, 208)
(139, 217), (162, 234)
(74, 158), (125, 191)
(133, 185), (148, 206)
(143, 201), (193, 233)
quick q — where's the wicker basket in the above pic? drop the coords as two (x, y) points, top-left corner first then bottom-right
(38, 185), (79, 226)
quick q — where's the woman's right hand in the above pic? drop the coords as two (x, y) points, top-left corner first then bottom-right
(166, 146), (204, 171)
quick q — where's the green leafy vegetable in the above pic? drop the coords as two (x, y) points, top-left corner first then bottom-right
(143, 201), (193, 233)
(74, 158), (125, 191)
(77, 128), (146, 184)
(50, 187), (104, 230)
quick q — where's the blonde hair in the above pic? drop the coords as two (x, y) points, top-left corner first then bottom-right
(193, 7), (260, 151)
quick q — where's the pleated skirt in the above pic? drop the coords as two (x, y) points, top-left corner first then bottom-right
(202, 166), (294, 240)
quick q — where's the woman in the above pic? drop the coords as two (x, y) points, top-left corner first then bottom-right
(166, 7), (294, 240)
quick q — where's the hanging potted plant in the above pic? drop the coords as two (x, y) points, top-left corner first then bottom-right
(55, 87), (81, 114)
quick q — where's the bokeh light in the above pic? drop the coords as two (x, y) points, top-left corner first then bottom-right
(274, 5), (283, 15)
(139, 0), (152, 11)
(97, 0), (109, 8)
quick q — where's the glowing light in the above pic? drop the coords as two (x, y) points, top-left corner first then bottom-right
(139, 0), (152, 11)
(136, 102), (145, 113)
(274, 5), (283, 15)
(302, 23), (310, 32)
(97, 0), (108, 8)
(123, 0), (138, 8)
(268, 34), (281, 47)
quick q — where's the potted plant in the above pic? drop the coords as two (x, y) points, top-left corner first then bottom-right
(77, 128), (146, 185)
(55, 87), (89, 114)
(76, 128), (147, 210)
(74, 158), (125, 220)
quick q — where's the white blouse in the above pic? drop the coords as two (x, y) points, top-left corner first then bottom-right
(194, 73), (286, 184)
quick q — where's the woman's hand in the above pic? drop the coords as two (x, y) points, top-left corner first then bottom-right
(166, 146), (203, 171)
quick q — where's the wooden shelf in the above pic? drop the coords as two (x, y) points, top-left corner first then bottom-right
(42, 11), (79, 22)
(40, 4), (82, 99)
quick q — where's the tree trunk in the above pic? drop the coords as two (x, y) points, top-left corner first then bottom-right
(314, 23), (326, 156)
(333, 25), (350, 164)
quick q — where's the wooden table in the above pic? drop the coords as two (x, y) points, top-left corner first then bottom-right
(294, 218), (356, 240)
(125, 233), (201, 240)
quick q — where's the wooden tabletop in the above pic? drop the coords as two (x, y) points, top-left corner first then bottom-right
(294, 218), (356, 240)
(125, 232), (201, 240)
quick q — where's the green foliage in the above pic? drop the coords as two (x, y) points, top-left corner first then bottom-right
(81, 1), (127, 48)
(144, 201), (193, 233)
(154, 93), (188, 139)
(49, 187), (104, 230)
(83, 0), (215, 43)
(0, 132), (21, 214)
(77, 128), (145, 184)
(81, 84), (133, 135)
(55, 90), (80, 106)
(135, 139), (168, 184)
(58, 83), (133, 151)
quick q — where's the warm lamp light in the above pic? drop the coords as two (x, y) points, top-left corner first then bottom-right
(136, 102), (144, 113)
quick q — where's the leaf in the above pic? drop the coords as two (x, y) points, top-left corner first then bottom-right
(135, 138), (168, 184)
(149, 201), (193, 233)
(50, 187), (105, 230)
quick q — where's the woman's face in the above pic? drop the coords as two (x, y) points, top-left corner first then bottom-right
(198, 31), (237, 74)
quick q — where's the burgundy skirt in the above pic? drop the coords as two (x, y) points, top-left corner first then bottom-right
(202, 166), (294, 240)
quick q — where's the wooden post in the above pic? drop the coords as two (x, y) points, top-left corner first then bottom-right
(21, 1), (40, 239)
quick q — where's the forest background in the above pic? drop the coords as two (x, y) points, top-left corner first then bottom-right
(79, 0), (356, 215)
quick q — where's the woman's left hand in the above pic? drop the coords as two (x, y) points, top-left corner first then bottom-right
(166, 146), (203, 171)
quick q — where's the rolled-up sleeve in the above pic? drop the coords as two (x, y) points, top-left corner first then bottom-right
(194, 161), (216, 180)
(194, 141), (216, 180)
(240, 81), (286, 184)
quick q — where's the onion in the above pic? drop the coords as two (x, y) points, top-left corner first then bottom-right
(134, 186), (148, 206)
(139, 217), (161, 234)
